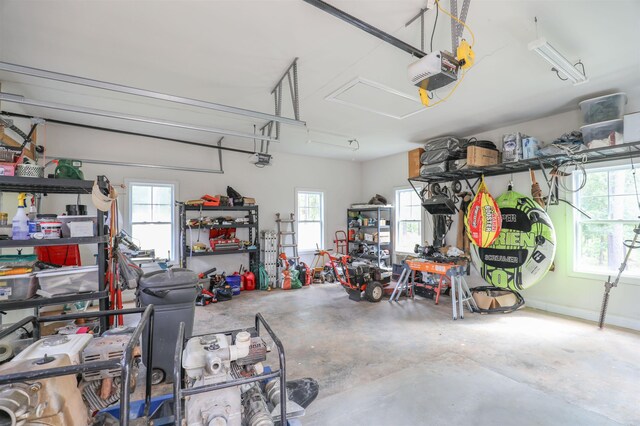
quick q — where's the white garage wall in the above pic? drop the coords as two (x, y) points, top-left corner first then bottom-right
(4, 119), (361, 277)
(362, 107), (640, 330)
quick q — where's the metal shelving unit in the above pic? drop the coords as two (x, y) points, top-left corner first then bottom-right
(178, 203), (260, 269)
(0, 175), (110, 331)
(408, 140), (640, 192)
(348, 206), (394, 267)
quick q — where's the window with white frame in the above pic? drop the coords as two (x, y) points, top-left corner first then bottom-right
(574, 165), (640, 277)
(129, 182), (175, 259)
(296, 190), (324, 251)
(395, 188), (422, 253)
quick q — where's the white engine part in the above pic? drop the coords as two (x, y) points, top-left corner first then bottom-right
(12, 334), (92, 366)
(0, 354), (88, 426)
(407, 50), (459, 91)
(182, 331), (264, 426)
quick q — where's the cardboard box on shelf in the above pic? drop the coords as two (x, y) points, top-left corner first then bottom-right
(467, 146), (499, 167)
(408, 148), (425, 178)
(374, 231), (391, 243)
(0, 163), (16, 176)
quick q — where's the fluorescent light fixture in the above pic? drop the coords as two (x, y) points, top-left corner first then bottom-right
(528, 38), (587, 85)
(0, 92), (277, 142)
(306, 128), (360, 151)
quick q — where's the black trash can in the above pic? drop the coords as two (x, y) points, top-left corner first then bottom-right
(137, 268), (198, 384)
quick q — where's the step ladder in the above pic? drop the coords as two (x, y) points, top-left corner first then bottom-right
(276, 213), (299, 286)
(260, 230), (278, 289)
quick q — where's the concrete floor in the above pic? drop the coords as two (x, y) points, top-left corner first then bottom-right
(193, 284), (640, 426)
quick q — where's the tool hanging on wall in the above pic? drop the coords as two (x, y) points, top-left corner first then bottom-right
(530, 171), (556, 271)
(598, 224), (640, 329)
(599, 155), (640, 328)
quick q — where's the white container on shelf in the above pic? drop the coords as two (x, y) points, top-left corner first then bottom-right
(579, 92), (627, 124)
(624, 112), (640, 143)
(35, 266), (99, 296)
(13, 334), (93, 365)
(580, 119), (624, 148)
(57, 215), (97, 238)
(67, 221), (95, 237)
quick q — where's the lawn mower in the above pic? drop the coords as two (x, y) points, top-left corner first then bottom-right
(315, 250), (391, 302)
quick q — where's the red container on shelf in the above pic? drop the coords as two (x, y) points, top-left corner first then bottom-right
(35, 245), (81, 266)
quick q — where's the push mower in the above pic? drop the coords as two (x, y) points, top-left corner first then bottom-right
(316, 250), (391, 302)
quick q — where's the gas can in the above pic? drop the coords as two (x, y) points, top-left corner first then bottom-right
(244, 271), (256, 291)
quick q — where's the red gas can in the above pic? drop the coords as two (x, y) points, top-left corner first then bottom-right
(244, 271), (256, 291)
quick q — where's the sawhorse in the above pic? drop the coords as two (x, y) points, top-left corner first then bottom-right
(389, 259), (477, 320)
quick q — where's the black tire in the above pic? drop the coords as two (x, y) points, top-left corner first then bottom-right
(452, 180), (462, 194)
(365, 281), (384, 303)
(325, 272), (335, 283)
(429, 183), (442, 195)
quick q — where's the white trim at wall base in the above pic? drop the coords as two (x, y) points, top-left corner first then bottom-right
(525, 298), (640, 331)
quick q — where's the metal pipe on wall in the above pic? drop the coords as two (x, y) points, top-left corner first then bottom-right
(0, 92), (277, 142)
(50, 157), (224, 174)
(0, 111), (256, 156)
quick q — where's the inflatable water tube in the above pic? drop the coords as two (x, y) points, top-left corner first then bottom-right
(471, 190), (556, 291)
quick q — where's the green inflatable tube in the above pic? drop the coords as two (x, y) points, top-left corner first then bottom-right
(471, 190), (556, 291)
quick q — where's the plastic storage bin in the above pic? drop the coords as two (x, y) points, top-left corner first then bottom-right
(581, 119), (624, 148)
(579, 92), (627, 124)
(226, 274), (241, 295)
(137, 268), (198, 384)
(35, 266), (98, 296)
(58, 215), (97, 238)
(0, 274), (37, 300)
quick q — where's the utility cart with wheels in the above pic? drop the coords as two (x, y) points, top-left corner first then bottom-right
(316, 250), (391, 302)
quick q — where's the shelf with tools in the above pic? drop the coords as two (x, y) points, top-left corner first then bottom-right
(0, 175), (110, 330)
(178, 203), (260, 268)
(0, 175), (95, 194)
(347, 206), (394, 267)
(408, 139), (640, 189)
(186, 248), (259, 257)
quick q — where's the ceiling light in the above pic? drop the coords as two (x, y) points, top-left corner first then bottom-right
(528, 38), (587, 85)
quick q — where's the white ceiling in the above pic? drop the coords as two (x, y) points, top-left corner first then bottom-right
(1, 0), (639, 161)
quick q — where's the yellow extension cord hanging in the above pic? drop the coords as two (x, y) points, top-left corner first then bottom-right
(419, 0), (476, 107)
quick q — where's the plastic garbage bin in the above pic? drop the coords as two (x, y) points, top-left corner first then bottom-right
(137, 268), (198, 384)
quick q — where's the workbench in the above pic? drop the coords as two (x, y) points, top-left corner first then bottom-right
(389, 259), (477, 320)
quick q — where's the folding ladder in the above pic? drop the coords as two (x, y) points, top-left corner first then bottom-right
(276, 213), (299, 285)
(260, 230), (278, 288)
